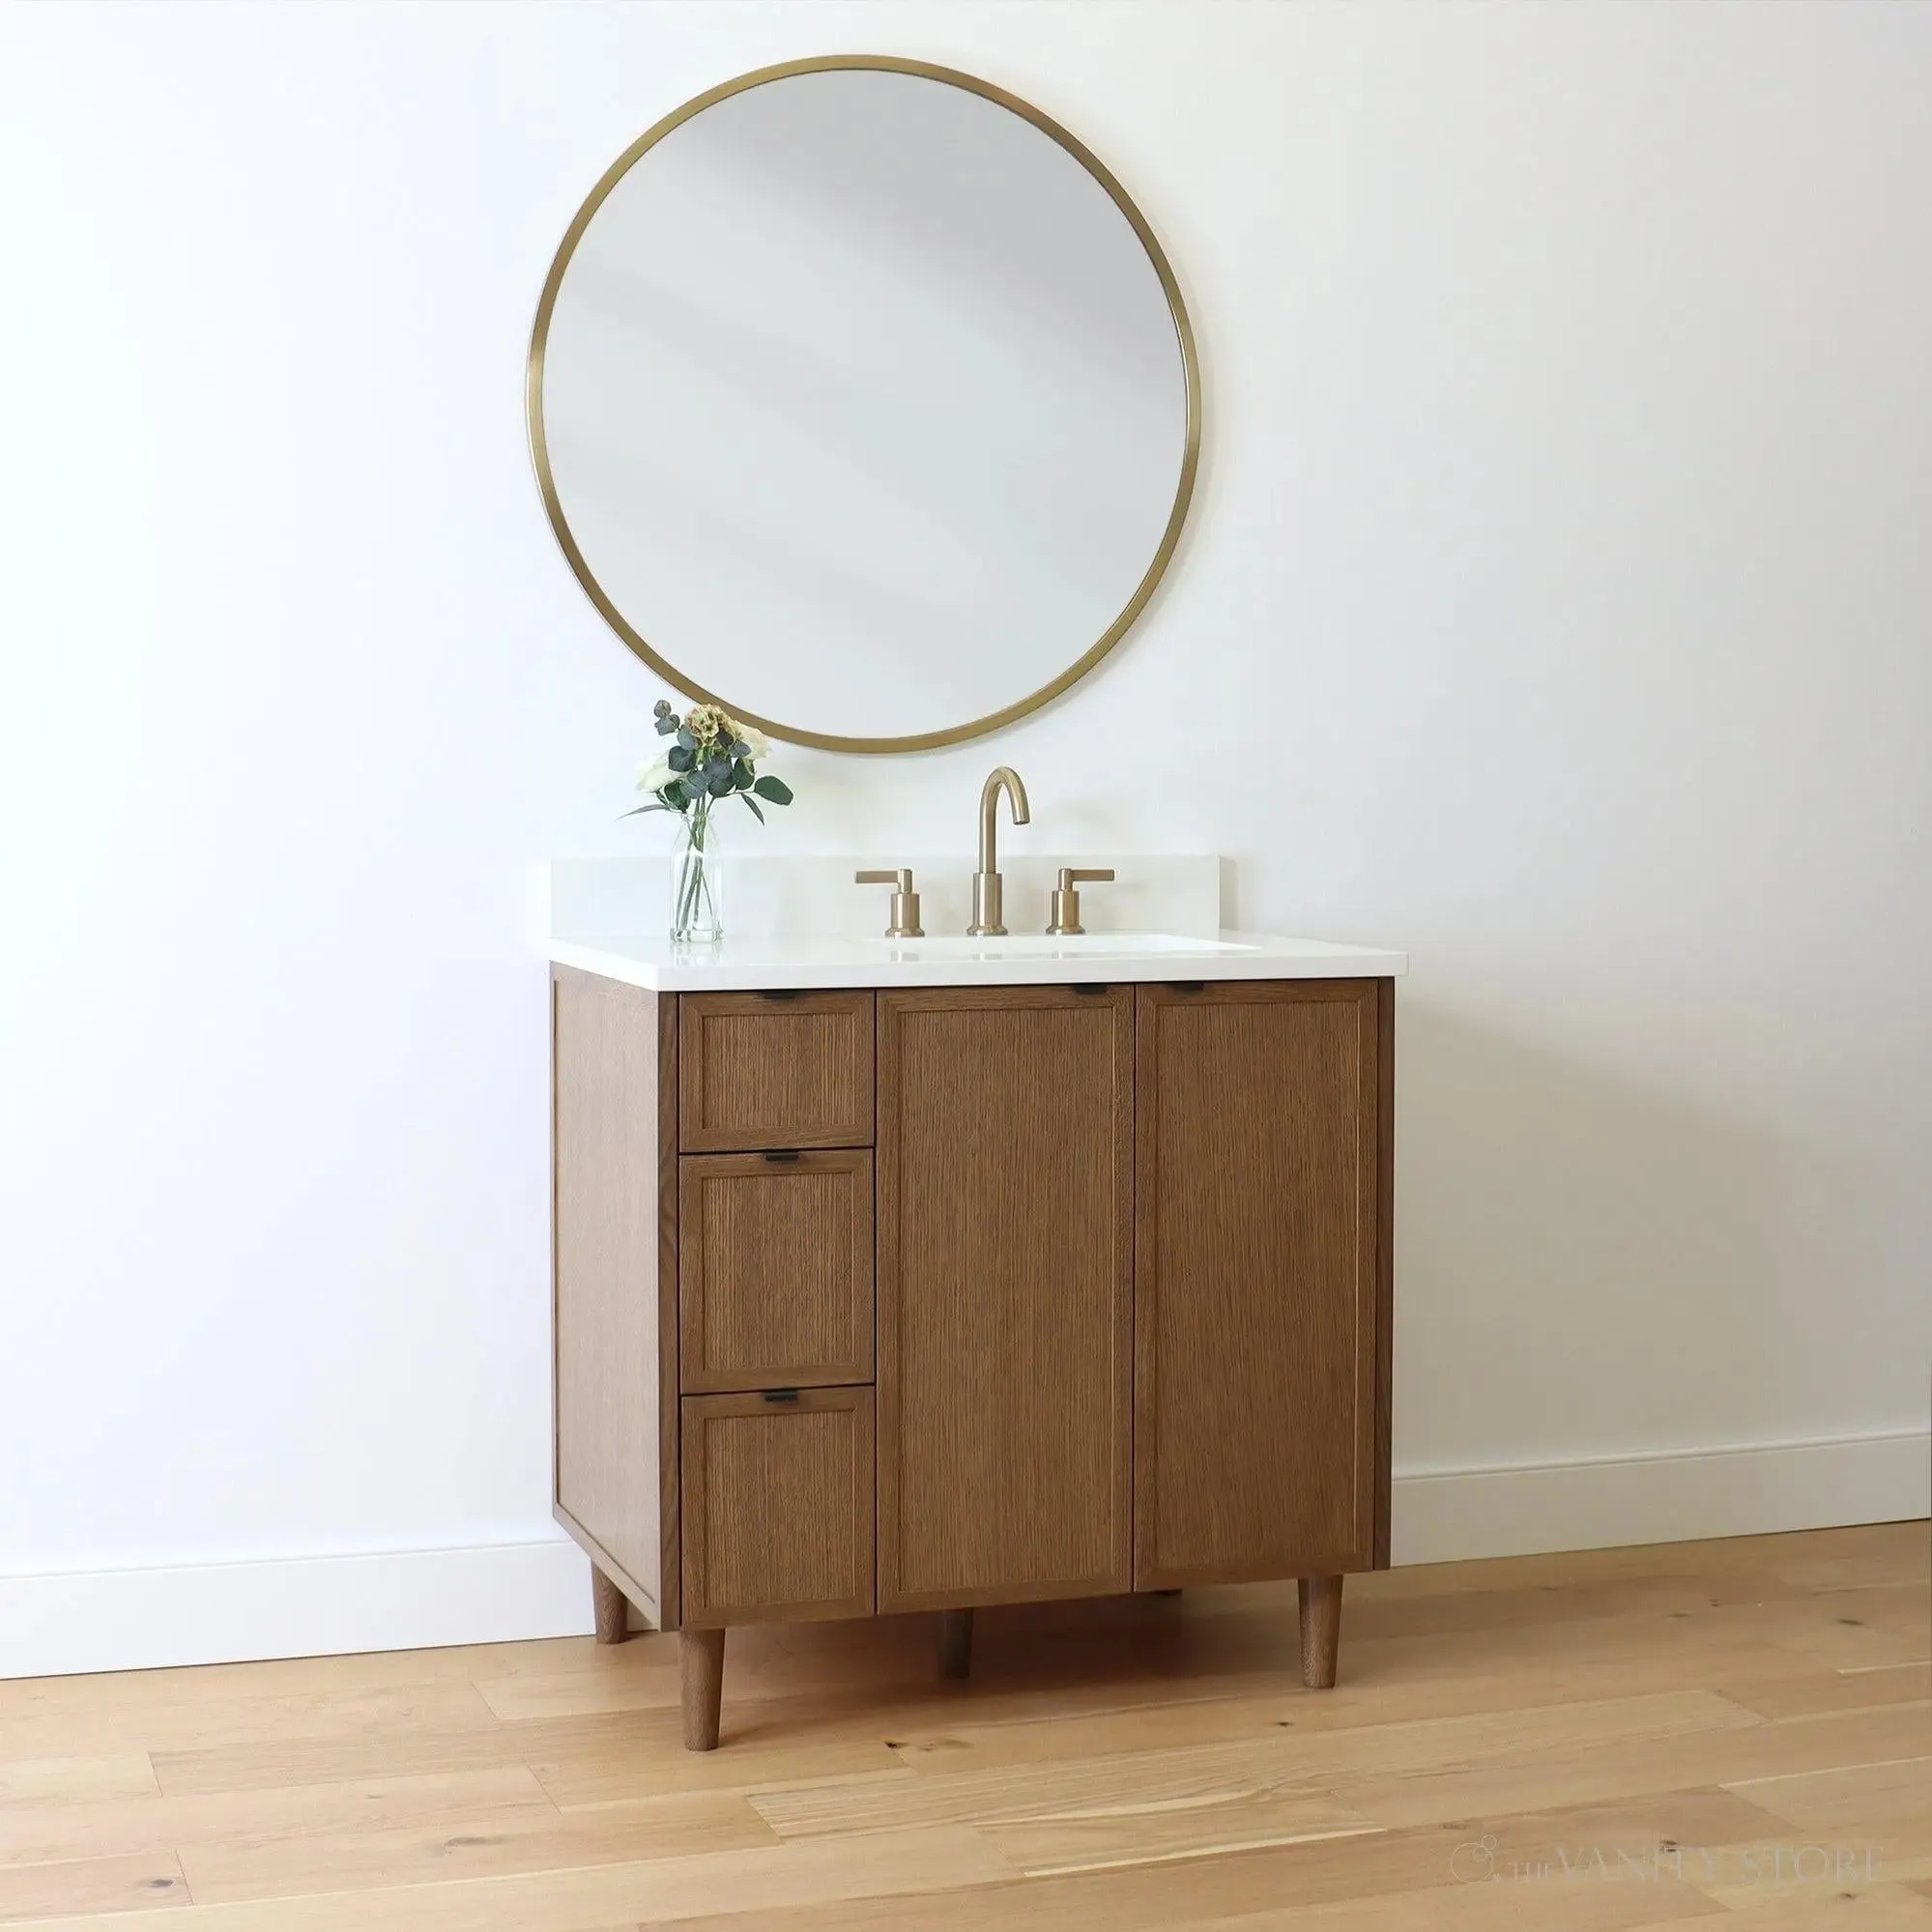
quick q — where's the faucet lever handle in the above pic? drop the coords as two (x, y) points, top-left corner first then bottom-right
(854, 869), (923, 939)
(1048, 867), (1115, 937)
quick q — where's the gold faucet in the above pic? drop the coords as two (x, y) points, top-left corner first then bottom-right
(967, 766), (1030, 936)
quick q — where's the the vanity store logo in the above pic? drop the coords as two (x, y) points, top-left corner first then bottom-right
(1449, 1835), (1884, 1885)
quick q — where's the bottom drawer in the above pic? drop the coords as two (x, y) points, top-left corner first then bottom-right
(680, 1387), (875, 1628)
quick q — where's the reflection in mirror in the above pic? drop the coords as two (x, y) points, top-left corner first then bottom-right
(531, 60), (1197, 752)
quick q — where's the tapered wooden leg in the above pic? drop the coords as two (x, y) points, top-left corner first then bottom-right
(937, 1608), (973, 1680)
(1298, 1574), (1342, 1688)
(590, 1564), (629, 1646)
(680, 1628), (726, 1751)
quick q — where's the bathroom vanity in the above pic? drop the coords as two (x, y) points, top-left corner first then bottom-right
(530, 52), (1404, 1752)
(548, 919), (1403, 1749)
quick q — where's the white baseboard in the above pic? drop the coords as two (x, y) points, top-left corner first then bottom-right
(1391, 1427), (1931, 1567)
(0, 1537), (592, 1682)
(5, 1430), (1925, 1680)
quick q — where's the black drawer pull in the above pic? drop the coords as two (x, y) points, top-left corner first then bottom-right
(762, 1149), (802, 1164)
(761, 1388), (801, 1403)
(1072, 983), (1110, 995)
(1171, 981), (1206, 994)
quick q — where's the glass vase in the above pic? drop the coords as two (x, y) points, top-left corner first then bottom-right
(668, 803), (724, 944)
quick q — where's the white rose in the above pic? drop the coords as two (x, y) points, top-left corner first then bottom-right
(739, 726), (771, 761)
(636, 755), (673, 794)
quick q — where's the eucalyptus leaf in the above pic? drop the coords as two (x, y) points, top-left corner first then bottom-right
(667, 745), (694, 772)
(652, 699), (673, 717)
(677, 728), (696, 750)
(730, 739), (751, 761)
(739, 793), (765, 824)
(752, 774), (793, 806)
(732, 760), (753, 791)
(707, 767), (735, 796)
(654, 714), (678, 735)
(662, 778), (690, 809)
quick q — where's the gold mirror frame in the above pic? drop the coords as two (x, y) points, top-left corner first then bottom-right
(527, 55), (1201, 755)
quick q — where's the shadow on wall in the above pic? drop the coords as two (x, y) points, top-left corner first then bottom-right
(1393, 1000), (1810, 1482)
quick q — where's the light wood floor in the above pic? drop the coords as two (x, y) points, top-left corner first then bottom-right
(0, 1523), (1926, 1929)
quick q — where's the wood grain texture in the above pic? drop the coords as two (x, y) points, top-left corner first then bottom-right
(1373, 975), (1396, 1570)
(679, 1389), (876, 1629)
(680, 1629), (726, 1753)
(657, 989), (681, 1628)
(678, 1153), (874, 1392)
(551, 966), (675, 1626)
(678, 993), (874, 1153)
(0, 1852), (187, 1920)
(591, 1566), (629, 1647)
(876, 986), (1134, 1613)
(1299, 1572), (1343, 1688)
(1134, 979), (1381, 1588)
(0, 1524), (1923, 1927)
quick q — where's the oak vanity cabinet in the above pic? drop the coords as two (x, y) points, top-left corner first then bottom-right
(552, 968), (1393, 1750)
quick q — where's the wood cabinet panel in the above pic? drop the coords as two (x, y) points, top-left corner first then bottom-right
(680, 1388), (875, 1628)
(551, 966), (678, 1626)
(678, 1151), (874, 1392)
(679, 992), (873, 1152)
(1135, 980), (1381, 1587)
(877, 986), (1133, 1611)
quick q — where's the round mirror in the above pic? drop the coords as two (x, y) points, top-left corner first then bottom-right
(529, 58), (1198, 753)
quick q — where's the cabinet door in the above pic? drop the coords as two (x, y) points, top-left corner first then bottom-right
(1136, 980), (1384, 1587)
(680, 1388), (875, 1627)
(678, 992), (874, 1152)
(877, 987), (1134, 1610)
(678, 1151), (874, 1392)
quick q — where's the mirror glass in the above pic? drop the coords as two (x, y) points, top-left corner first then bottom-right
(530, 61), (1197, 752)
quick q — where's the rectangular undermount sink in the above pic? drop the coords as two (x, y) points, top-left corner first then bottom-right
(861, 932), (1259, 957)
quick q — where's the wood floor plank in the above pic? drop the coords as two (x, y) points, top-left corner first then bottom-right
(0, 1765), (551, 1868)
(0, 1682), (501, 1766)
(752, 1691), (1758, 1839)
(1337, 1702), (1932, 1831)
(1718, 1663), (1932, 1720)
(0, 1827), (1013, 1931)
(0, 1758), (159, 1808)
(0, 1851), (187, 1922)
(1686, 1880), (1932, 1927)
(175, 1790), (779, 1904)
(1731, 1753), (1932, 1831)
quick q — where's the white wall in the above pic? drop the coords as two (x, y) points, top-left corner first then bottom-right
(2, 0), (1926, 1676)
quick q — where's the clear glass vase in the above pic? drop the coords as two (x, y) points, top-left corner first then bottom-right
(668, 804), (723, 944)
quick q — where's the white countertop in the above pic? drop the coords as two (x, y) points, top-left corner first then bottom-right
(549, 930), (1407, 993)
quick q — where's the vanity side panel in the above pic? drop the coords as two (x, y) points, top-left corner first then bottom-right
(1373, 976), (1395, 1569)
(552, 966), (678, 1628)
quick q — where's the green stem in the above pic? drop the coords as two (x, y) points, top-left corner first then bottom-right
(675, 801), (712, 938)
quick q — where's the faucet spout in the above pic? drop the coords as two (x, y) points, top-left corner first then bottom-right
(977, 766), (1030, 873)
(968, 766), (1030, 937)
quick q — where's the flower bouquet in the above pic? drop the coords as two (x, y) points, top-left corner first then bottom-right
(627, 700), (793, 943)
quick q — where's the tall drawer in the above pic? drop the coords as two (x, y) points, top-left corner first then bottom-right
(679, 1151), (874, 1392)
(680, 1387), (876, 1627)
(678, 992), (874, 1151)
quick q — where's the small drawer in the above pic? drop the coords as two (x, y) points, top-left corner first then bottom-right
(678, 991), (874, 1152)
(679, 1151), (874, 1392)
(680, 1387), (875, 1627)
